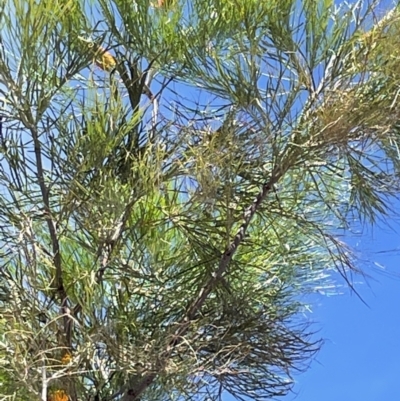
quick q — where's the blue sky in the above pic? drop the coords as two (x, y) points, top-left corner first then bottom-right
(280, 214), (400, 401)
(278, 1), (400, 399)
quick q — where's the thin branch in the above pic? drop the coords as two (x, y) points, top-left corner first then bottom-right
(116, 161), (290, 401)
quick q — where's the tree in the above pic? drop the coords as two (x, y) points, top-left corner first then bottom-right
(0, 0), (399, 400)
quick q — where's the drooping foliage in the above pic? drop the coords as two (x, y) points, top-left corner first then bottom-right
(0, 1), (400, 400)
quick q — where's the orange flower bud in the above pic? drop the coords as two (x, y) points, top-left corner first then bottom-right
(94, 46), (117, 72)
(48, 389), (69, 401)
(61, 350), (72, 365)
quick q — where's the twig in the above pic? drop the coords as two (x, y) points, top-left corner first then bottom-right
(41, 354), (47, 401)
(113, 163), (289, 401)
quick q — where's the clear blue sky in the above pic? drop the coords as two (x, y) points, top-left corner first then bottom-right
(279, 214), (400, 401)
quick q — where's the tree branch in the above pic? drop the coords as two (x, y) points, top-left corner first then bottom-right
(116, 163), (289, 401)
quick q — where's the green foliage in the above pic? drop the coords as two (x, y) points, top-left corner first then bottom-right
(0, 1), (400, 401)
